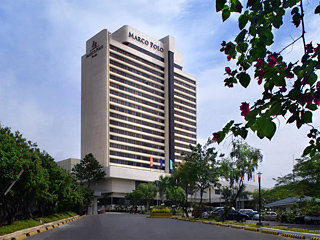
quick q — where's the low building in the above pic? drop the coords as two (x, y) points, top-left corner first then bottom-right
(56, 158), (81, 172)
(265, 196), (320, 211)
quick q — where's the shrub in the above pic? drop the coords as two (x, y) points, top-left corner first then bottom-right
(151, 207), (171, 213)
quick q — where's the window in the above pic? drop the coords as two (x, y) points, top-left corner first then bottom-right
(110, 127), (164, 143)
(110, 45), (164, 70)
(110, 73), (164, 96)
(110, 52), (164, 78)
(110, 60), (164, 84)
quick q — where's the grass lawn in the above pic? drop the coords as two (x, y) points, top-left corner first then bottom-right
(173, 217), (320, 235)
(0, 211), (77, 236)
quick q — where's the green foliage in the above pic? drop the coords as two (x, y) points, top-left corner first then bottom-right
(151, 206), (171, 213)
(214, 0), (320, 157)
(155, 175), (170, 203)
(0, 125), (89, 225)
(0, 211), (77, 236)
(72, 153), (105, 187)
(126, 183), (157, 209)
(0, 219), (41, 236)
(220, 140), (262, 207)
(182, 139), (220, 204)
(260, 152), (320, 202)
(166, 186), (186, 207)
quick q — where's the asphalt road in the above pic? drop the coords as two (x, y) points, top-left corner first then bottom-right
(28, 213), (286, 240)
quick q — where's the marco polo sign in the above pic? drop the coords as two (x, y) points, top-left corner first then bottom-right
(128, 32), (164, 53)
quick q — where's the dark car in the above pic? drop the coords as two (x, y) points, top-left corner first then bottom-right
(213, 209), (249, 222)
(239, 209), (255, 219)
(304, 212), (320, 224)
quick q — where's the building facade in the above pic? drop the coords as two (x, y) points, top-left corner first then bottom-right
(56, 158), (80, 172)
(81, 25), (197, 203)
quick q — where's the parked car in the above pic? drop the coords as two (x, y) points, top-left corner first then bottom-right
(264, 212), (277, 221)
(239, 209), (255, 219)
(213, 209), (250, 222)
(304, 212), (320, 224)
(252, 211), (264, 220)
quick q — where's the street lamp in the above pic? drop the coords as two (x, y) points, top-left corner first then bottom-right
(257, 172), (262, 226)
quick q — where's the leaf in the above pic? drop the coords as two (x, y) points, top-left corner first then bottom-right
(301, 111), (312, 124)
(270, 101), (281, 115)
(237, 72), (250, 88)
(238, 128), (248, 139)
(216, 0), (227, 12)
(273, 14), (283, 28)
(238, 13), (248, 30)
(235, 29), (247, 44)
(315, 5), (320, 14)
(308, 73), (318, 85)
(222, 8), (231, 22)
(217, 131), (225, 144)
(306, 104), (318, 111)
(236, 43), (248, 53)
(303, 145), (312, 156)
(263, 119), (277, 140)
(223, 120), (235, 133)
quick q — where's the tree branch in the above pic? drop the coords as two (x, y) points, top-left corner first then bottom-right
(300, 0), (307, 54)
(279, 35), (302, 54)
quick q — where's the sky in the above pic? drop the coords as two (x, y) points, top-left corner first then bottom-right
(0, 0), (319, 188)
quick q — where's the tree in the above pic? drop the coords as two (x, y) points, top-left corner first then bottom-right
(137, 183), (157, 209)
(155, 175), (170, 204)
(183, 139), (220, 205)
(265, 152), (320, 198)
(219, 140), (263, 208)
(166, 186), (186, 208)
(72, 153), (105, 187)
(0, 125), (88, 225)
(213, 0), (320, 157)
(170, 162), (197, 217)
(126, 189), (143, 212)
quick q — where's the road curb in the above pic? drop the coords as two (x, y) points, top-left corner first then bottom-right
(172, 217), (320, 239)
(281, 232), (305, 239)
(0, 215), (85, 240)
(260, 229), (279, 235)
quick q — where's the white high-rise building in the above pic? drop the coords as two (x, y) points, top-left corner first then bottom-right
(81, 25), (196, 204)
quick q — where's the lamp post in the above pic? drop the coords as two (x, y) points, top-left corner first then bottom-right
(257, 172), (262, 226)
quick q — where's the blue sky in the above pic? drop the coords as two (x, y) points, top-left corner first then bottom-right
(0, 0), (319, 187)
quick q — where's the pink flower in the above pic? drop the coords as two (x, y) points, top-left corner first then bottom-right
(212, 132), (221, 141)
(225, 44), (231, 53)
(225, 82), (233, 88)
(257, 68), (267, 83)
(294, 80), (301, 89)
(314, 91), (320, 106)
(302, 94), (314, 104)
(316, 81), (320, 89)
(306, 42), (313, 54)
(255, 58), (264, 68)
(264, 93), (273, 99)
(227, 55), (232, 61)
(240, 102), (250, 117)
(225, 67), (231, 75)
(313, 44), (320, 57)
(286, 72), (294, 79)
(280, 86), (287, 92)
(268, 55), (278, 67)
(221, 41), (226, 47)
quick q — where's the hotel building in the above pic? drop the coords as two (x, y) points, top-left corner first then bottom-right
(81, 25), (196, 204)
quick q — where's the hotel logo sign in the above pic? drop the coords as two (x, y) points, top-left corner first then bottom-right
(128, 32), (164, 53)
(86, 40), (104, 58)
